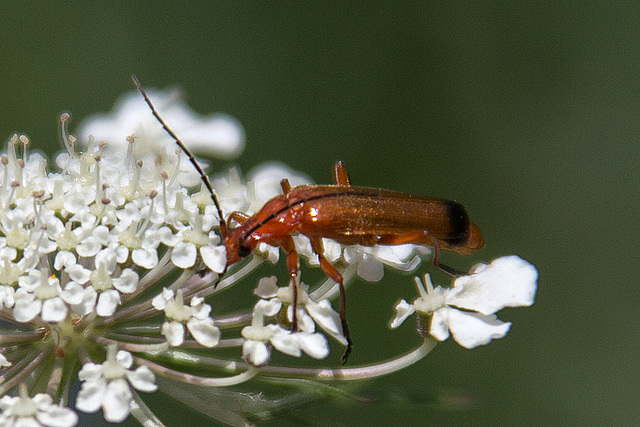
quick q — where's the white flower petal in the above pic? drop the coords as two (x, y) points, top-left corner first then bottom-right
(113, 269), (139, 294)
(356, 257), (384, 282)
(270, 331), (301, 357)
(65, 264), (91, 284)
(242, 340), (270, 366)
(71, 287), (97, 316)
(171, 241), (197, 269)
(76, 378), (107, 413)
(306, 299), (346, 345)
(36, 404), (79, 427)
(187, 317), (221, 348)
(126, 366), (158, 392)
(429, 307), (452, 342)
(41, 297), (68, 322)
(254, 276), (279, 298)
(200, 245), (226, 273)
(13, 297), (41, 323)
(96, 290), (121, 317)
(54, 251), (76, 271)
(59, 282), (85, 305)
(116, 350), (134, 369)
(445, 309), (511, 349)
(447, 256), (538, 315)
(78, 363), (103, 382)
(132, 247), (158, 269)
(77, 236), (101, 257)
(102, 378), (132, 423)
(297, 332), (329, 359)
(390, 300), (416, 329)
(162, 321), (185, 347)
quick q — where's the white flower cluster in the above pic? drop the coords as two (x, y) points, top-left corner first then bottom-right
(0, 131), (226, 324)
(0, 84), (539, 426)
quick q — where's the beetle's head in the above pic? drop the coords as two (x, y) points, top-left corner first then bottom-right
(224, 226), (258, 266)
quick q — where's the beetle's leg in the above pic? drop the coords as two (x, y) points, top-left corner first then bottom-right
(280, 178), (291, 195)
(333, 161), (351, 186)
(227, 211), (250, 228)
(309, 237), (353, 364)
(377, 231), (463, 277)
(279, 235), (300, 331)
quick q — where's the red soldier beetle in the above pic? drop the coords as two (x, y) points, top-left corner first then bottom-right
(132, 76), (484, 364)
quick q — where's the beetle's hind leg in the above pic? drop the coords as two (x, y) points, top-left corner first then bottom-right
(377, 232), (465, 276)
(309, 237), (353, 365)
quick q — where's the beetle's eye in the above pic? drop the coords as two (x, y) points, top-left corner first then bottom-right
(237, 244), (251, 258)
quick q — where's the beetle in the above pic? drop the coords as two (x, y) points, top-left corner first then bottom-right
(132, 76), (484, 363)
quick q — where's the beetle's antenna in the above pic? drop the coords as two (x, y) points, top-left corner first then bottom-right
(131, 75), (227, 238)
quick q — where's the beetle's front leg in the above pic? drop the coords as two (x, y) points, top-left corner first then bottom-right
(227, 211), (250, 228)
(309, 237), (353, 365)
(279, 235), (300, 331)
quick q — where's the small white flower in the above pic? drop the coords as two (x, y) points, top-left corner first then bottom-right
(152, 288), (221, 347)
(0, 383), (78, 426)
(241, 298), (329, 366)
(76, 346), (157, 423)
(254, 276), (347, 346)
(391, 256), (538, 348)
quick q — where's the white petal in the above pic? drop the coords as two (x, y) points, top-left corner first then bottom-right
(171, 241), (197, 269)
(429, 308), (452, 342)
(13, 297), (41, 323)
(200, 245), (226, 273)
(162, 321), (185, 346)
(113, 269), (139, 294)
(116, 350), (134, 369)
(77, 236), (101, 257)
(151, 292), (168, 310)
(132, 247), (158, 269)
(255, 299), (281, 317)
(96, 290), (121, 317)
(65, 264), (91, 284)
(254, 276), (278, 298)
(102, 378), (132, 423)
(59, 282), (85, 305)
(447, 256), (538, 315)
(306, 299), (346, 344)
(296, 332), (329, 359)
(41, 297), (68, 322)
(78, 363), (102, 382)
(32, 393), (54, 408)
(71, 287), (97, 316)
(36, 405), (79, 427)
(445, 309), (511, 349)
(190, 300), (212, 320)
(54, 251), (76, 271)
(356, 257), (384, 282)
(126, 366), (158, 392)
(242, 340), (270, 366)
(76, 378), (107, 413)
(270, 331), (301, 357)
(390, 300), (415, 329)
(187, 317), (221, 347)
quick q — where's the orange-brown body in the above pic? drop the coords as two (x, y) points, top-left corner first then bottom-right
(225, 185), (484, 266)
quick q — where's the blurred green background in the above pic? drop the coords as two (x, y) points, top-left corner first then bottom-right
(1, 2), (636, 426)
